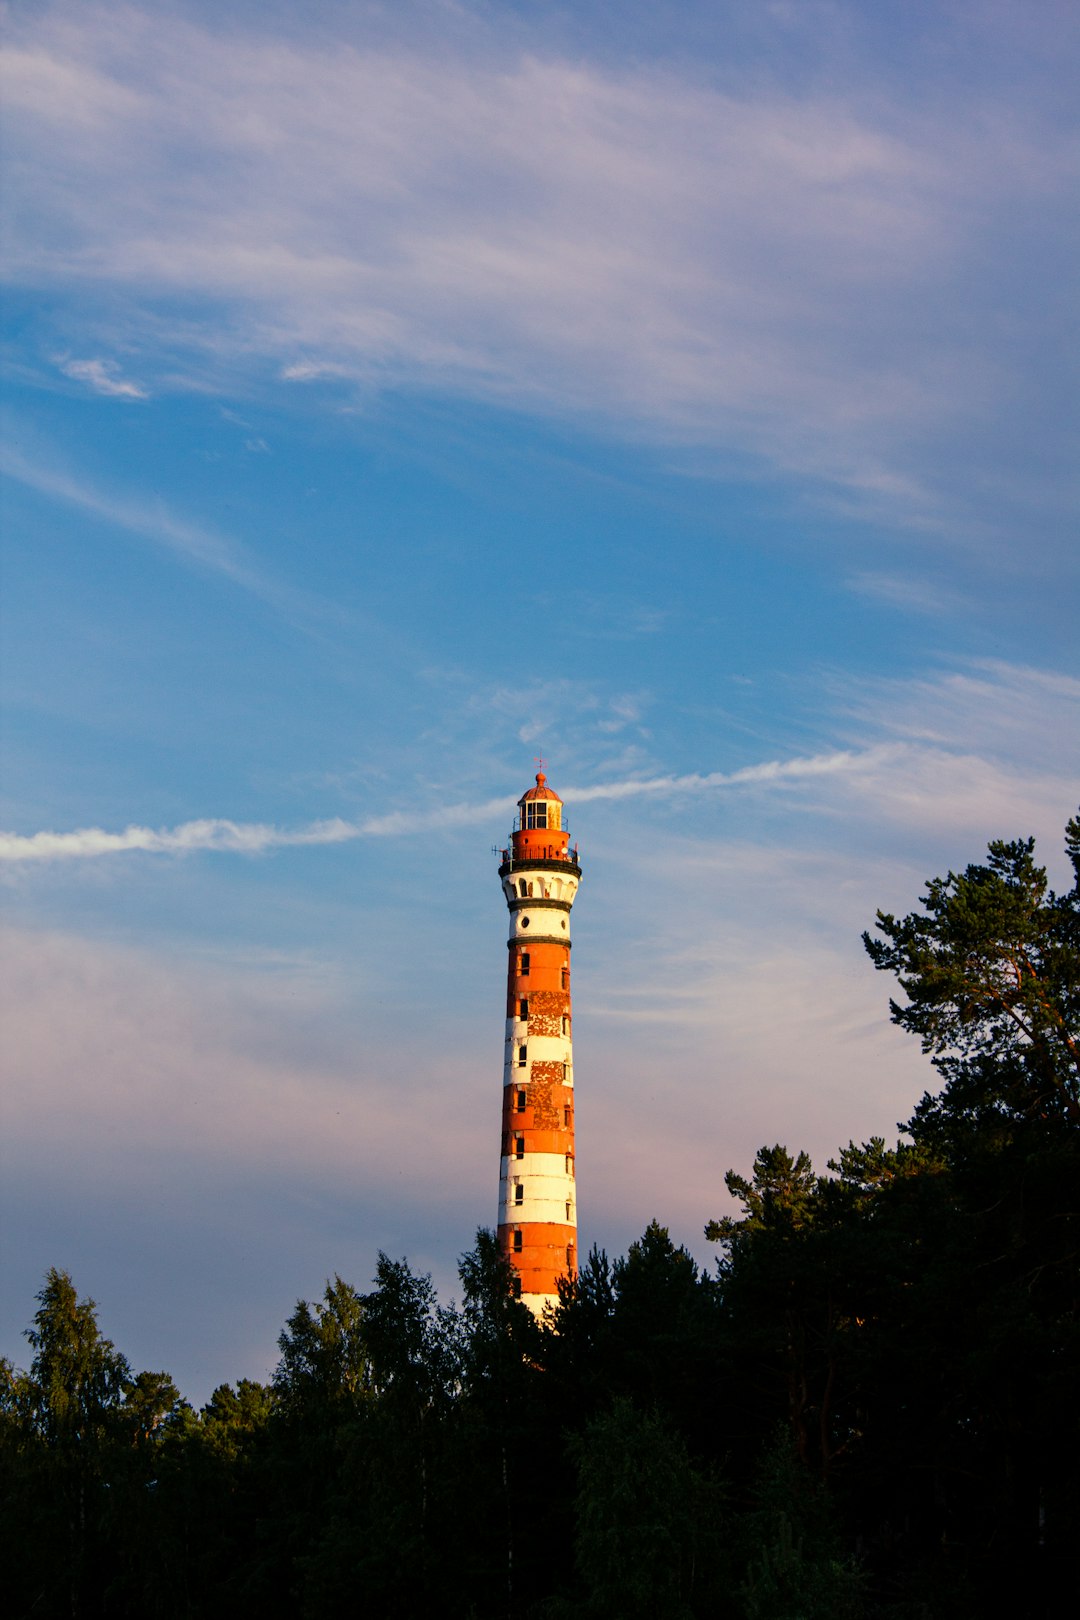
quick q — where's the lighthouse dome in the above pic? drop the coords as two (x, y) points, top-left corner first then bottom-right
(518, 771), (562, 806)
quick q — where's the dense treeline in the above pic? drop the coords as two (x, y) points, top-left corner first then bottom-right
(3, 819), (1078, 1618)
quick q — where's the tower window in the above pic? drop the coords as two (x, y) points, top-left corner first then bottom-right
(566, 1244), (575, 1268)
(520, 953), (530, 976)
(562, 1014), (569, 1035)
(561, 967), (568, 989)
(565, 1153), (573, 1175)
(519, 998), (528, 1021)
(513, 1277), (522, 1298)
(513, 1229), (523, 1252)
(563, 1107), (571, 1127)
(515, 1136), (525, 1159)
(566, 1201), (572, 1220)
(517, 1045), (527, 1067)
(514, 1183), (524, 1205)
(524, 802), (548, 829)
(516, 1089), (527, 1112)
(518, 878), (528, 897)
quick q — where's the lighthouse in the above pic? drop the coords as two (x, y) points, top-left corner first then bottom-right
(496, 771), (582, 1314)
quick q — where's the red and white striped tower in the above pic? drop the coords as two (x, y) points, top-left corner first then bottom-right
(496, 771), (582, 1314)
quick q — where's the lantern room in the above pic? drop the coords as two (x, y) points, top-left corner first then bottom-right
(501, 773), (579, 868)
(518, 772), (562, 831)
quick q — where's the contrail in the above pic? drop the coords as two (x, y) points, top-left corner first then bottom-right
(0, 746), (900, 863)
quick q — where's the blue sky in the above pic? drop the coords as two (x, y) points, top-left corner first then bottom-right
(2, 0), (1078, 1401)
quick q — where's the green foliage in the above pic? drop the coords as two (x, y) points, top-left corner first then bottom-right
(603, 1221), (723, 1446)
(21, 1267), (133, 1447)
(0, 1269), (184, 1618)
(570, 1398), (727, 1620)
(297, 1253), (462, 1617)
(363, 1250), (457, 1407)
(738, 1431), (863, 1620)
(273, 1273), (371, 1416)
(613, 1218), (702, 1302)
(863, 816), (1080, 1127)
(198, 1377), (276, 1462)
(707, 1146), (819, 1247)
(457, 1224), (541, 1386)
(551, 1242), (616, 1355)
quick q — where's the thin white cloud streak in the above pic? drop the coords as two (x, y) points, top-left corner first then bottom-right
(0, 439), (327, 623)
(1, 440), (255, 584)
(0, 746), (898, 863)
(3, 4), (1075, 539)
(5, 727), (1076, 867)
(844, 570), (961, 616)
(568, 746), (899, 804)
(0, 817), (360, 864)
(57, 355), (147, 397)
(3, 662), (1075, 867)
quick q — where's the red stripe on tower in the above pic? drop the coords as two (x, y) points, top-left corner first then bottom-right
(495, 772), (581, 1314)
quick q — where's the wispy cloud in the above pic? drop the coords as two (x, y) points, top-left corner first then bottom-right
(844, 570), (961, 616)
(0, 745), (905, 864)
(0, 437), (325, 623)
(2, 439), (253, 581)
(0, 817), (359, 864)
(57, 355), (147, 398)
(570, 746), (900, 804)
(4, 660), (1075, 867)
(281, 361), (352, 383)
(838, 660), (1080, 775)
(3, 4), (1074, 544)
